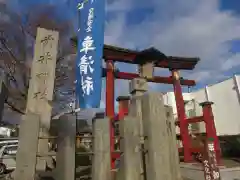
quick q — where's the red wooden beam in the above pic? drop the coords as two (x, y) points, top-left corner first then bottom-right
(105, 56), (199, 70)
(114, 71), (196, 86)
(72, 38), (199, 70)
(103, 44), (199, 70)
(187, 116), (204, 123)
(178, 147), (203, 153)
(175, 116), (204, 126)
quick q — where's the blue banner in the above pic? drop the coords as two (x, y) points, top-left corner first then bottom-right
(76, 0), (105, 109)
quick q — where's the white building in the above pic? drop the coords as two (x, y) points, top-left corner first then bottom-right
(163, 75), (240, 137)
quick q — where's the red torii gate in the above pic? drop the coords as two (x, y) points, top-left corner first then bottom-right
(102, 45), (198, 167)
(71, 38), (220, 169)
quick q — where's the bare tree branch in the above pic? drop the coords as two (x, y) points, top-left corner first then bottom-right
(5, 100), (25, 115)
(0, 2), (76, 117)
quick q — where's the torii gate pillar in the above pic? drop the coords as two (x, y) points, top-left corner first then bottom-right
(171, 69), (192, 162)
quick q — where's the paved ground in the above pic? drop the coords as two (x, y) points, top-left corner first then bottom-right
(222, 158), (240, 168)
(0, 174), (13, 180)
(0, 158), (239, 180)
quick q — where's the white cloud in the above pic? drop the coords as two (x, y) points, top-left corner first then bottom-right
(106, 0), (131, 12)
(221, 53), (240, 71)
(105, 0), (240, 85)
(5, 0), (240, 120)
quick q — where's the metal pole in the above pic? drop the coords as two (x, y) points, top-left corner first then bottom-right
(233, 75), (240, 105)
(204, 86), (210, 101)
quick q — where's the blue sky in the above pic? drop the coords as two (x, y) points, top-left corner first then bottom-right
(220, 0), (240, 15)
(4, 0), (240, 109)
(104, 0), (240, 95)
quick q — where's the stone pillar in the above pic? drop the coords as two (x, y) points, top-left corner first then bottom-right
(25, 27), (59, 170)
(141, 93), (179, 180)
(126, 62), (152, 180)
(118, 116), (142, 180)
(129, 78), (147, 97)
(15, 113), (40, 180)
(138, 62), (154, 79)
(128, 77), (148, 134)
(56, 114), (76, 180)
(92, 116), (111, 180)
(165, 106), (182, 180)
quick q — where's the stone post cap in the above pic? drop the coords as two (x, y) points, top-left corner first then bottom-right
(129, 78), (148, 94)
(116, 96), (130, 102)
(199, 101), (214, 106)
